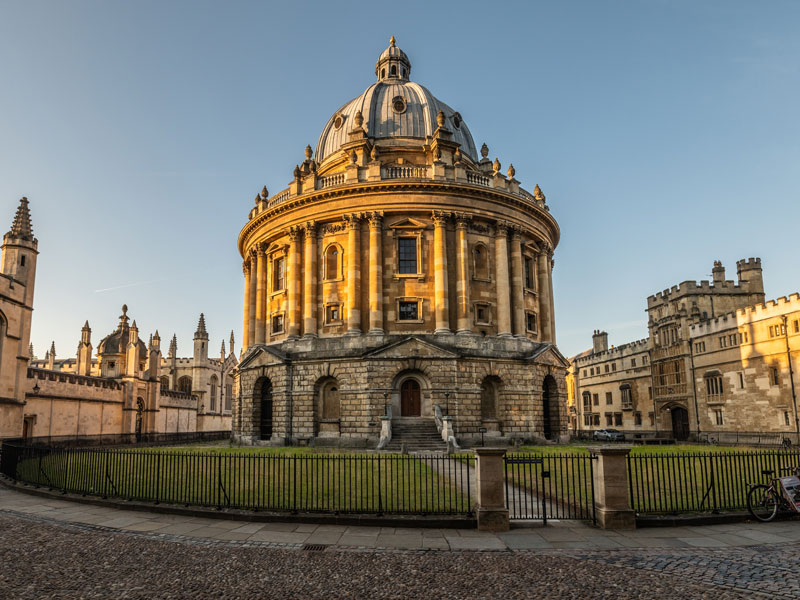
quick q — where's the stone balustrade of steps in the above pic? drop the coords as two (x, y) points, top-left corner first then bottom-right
(383, 417), (448, 452)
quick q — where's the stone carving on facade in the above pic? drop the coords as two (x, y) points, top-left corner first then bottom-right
(431, 210), (451, 227)
(321, 221), (347, 235)
(367, 211), (384, 228)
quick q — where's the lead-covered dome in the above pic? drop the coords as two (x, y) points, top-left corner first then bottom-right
(315, 38), (478, 165)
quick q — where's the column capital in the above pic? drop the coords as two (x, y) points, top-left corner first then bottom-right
(495, 220), (513, 236)
(242, 260), (251, 275)
(537, 240), (553, 256)
(257, 242), (269, 256)
(304, 220), (317, 236)
(287, 226), (303, 242)
(367, 210), (384, 229)
(431, 210), (451, 227)
(510, 228), (522, 241)
(454, 212), (472, 229)
(343, 213), (362, 228)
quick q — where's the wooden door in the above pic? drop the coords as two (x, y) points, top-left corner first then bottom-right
(401, 380), (421, 416)
(671, 407), (689, 440)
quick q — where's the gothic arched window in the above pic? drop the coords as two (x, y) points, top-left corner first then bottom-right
(210, 375), (218, 412)
(178, 376), (192, 394)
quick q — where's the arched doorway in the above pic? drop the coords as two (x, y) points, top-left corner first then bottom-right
(135, 398), (144, 442)
(671, 406), (689, 441)
(542, 375), (557, 440)
(400, 379), (421, 416)
(259, 378), (273, 440)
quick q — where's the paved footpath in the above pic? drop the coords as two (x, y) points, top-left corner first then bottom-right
(2, 485), (800, 598)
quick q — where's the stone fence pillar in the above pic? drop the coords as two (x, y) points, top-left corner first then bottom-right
(474, 448), (509, 531)
(589, 447), (635, 529)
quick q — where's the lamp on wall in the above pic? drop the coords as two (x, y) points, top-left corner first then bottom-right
(32, 383), (40, 395)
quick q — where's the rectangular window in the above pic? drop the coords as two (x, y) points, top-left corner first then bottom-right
(772, 368), (780, 386)
(634, 412), (642, 426)
(475, 303), (491, 325)
(584, 414), (591, 426)
(719, 336), (727, 348)
(631, 358), (636, 368)
(593, 393), (599, 406)
(271, 314), (284, 333)
(582, 393), (592, 411)
(743, 331), (748, 343)
(643, 356), (648, 364)
(583, 370), (587, 377)
(325, 304), (341, 324)
(525, 311), (537, 332)
(621, 387), (632, 409)
(714, 409), (724, 426)
(605, 413), (613, 426)
(273, 257), (285, 291)
(785, 411), (791, 427)
(706, 375), (723, 398)
(398, 300), (419, 321)
(398, 238), (418, 274)
(593, 414), (600, 426)
(648, 411), (654, 426)
(794, 320), (799, 334)
(612, 363), (617, 372)
(605, 392), (613, 405)
(604, 364), (609, 373)
(738, 372), (744, 389)
(614, 413), (622, 426)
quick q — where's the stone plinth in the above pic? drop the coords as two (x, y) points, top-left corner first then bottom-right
(475, 447), (509, 531)
(589, 446), (635, 529)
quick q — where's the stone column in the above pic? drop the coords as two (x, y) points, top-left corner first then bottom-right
(432, 211), (451, 334)
(548, 252), (557, 344)
(242, 258), (252, 350)
(303, 221), (318, 337)
(455, 213), (471, 334)
(287, 227), (301, 339)
(345, 213), (362, 335)
(589, 447), (636, 529)
(367, 211), (384, 335)
(254, 244), (267, 345)
(247, 250), (257, 347)
(474, 448), (509, 531)
(510, 229), (525, 337)
(494, 223), (512, 337)
(537, 243), (552, 342)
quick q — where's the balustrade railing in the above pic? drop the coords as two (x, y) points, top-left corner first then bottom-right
(382, 165), (428, 179)
(317, 173), (345, 189)
(267, 189), (290, 207)
(466, 171), (490, 186)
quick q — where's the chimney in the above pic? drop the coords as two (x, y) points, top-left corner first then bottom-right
(592, 330), (608, 354)
(712, 260), (725, 284)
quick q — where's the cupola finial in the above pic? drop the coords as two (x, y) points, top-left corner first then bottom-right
(390, 35), (396, 46)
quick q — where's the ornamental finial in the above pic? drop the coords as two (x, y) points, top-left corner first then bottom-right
(533, 184), (545, 201)
(507, 164), (515, 179)
(390, 35), (396, 46)
(436, 110), (445, 128)
(480, 143), (489, 159)
(354, 110), (363, 127)
(304, 145), (313, 160)
(261, 185), (268, 198)
(492, 158), (501, 174)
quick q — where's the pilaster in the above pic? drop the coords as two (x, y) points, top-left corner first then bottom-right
(344, 213), (362, 335)
(455, 213), (471, 334)
(432, 210), (451, 334)
(495, 223), (512, 337)
(254, 244), (267, 345)
(367, 211), (384, 335)
(303, 221), (318, 337)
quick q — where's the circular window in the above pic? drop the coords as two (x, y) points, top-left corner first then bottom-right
(333, 114), (344, 129)
(453, 112), (462, 129)
(392, 96), (406, 114)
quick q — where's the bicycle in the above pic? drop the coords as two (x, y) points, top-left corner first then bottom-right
(747, 467), (800, 522)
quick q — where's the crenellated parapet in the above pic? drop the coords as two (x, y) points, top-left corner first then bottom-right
(689, 292), (800, 338)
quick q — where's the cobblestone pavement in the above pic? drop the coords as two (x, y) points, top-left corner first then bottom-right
(0, 512), (766, 599)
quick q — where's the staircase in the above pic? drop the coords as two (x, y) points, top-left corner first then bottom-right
(384, 417), (448, 452)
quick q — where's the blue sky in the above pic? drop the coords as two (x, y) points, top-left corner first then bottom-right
(1, 0), (798, 359)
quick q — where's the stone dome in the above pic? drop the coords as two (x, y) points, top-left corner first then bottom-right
(315, 38), (478, 165)
(97, 305), (147, 356)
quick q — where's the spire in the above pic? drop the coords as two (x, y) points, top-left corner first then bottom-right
(221, 339), (226, 359)
(28, 343), (34, 360)
(194, 313), (208, 339)
(81, 320), (91, 344)
(7, 197), (34, 241)
(169, 334), (177, 358)
(49, 340), (56, 357)
(229, 330), (235, 356)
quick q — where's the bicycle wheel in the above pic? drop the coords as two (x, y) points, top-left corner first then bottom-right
(747, 484), (779, 522)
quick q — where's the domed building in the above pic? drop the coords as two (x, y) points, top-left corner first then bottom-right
(234, 38), (568, 447)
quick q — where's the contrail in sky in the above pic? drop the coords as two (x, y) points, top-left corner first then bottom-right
(94, 278), (167, 293)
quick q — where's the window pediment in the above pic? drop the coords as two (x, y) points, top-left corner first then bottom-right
(388, 217), (428, 231)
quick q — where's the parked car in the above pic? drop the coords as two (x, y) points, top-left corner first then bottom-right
(593, 428), (625, 442)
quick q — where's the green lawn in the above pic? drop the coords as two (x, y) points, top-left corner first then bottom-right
(15, 448), (475, 516)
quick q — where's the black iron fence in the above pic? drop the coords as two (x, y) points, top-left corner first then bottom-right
(628, 449), (800, 514)
(0, 441), (475, 517)
(504, 453), (596, 524)
(571, 429), (800, 448)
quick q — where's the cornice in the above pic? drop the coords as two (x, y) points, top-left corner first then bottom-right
(238, 180), (560, 256)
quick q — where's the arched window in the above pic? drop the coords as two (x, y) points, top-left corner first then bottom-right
(381, 68), (385, 79)
(321, 379), (340, 419)
(178, 376), (192, 394)
(325, 244), (340, 280)
(473, 244), (489, 280)
(390, 65), (397, 76)
(210, 375), (218, 412)
(159, 376), (169, 390)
